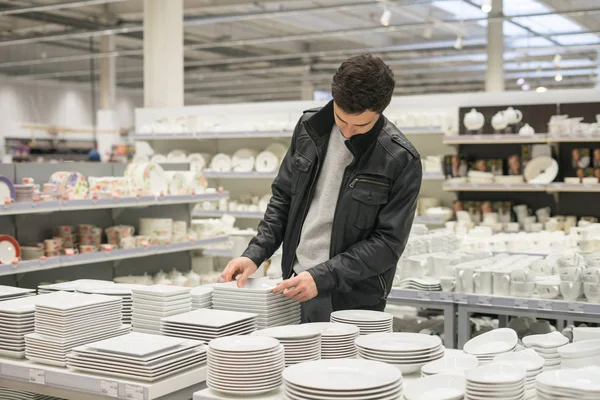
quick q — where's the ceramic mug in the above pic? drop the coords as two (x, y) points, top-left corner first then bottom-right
(530, 260), (555, 276)
(511, 268), (536, 283)
(511, 281), (536, 298)
(584, 268), (600, 283)
(79, 245), (96, 254)
(560, 281), (583, 301)
(440, 276), (456, 292)
(560, 267), (583, 282)
(455, 266), (475, 293)
(584, 282), (600, 302)
(473, 269), (493, 295)
(537, 282), (560, 299)
(120, 237), (136, 249)
(492, 271), (511, 296)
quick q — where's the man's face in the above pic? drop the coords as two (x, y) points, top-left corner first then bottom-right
(333, 102), (380, 138)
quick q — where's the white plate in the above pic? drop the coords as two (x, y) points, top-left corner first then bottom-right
(303, 322), (360, 337)
(161, 309), (256, 328)
(85, 332), (189, 357)
(422, 353), (479, 375)
(33, 291), (120, 311)
(404, 373), (465, 400)
(522, 332), (569, 349)
(0, 286), (35, 297)
(355, 332), (441, 352)
(466, 362), (526, 385)
(331, 309), (393, 322)
(212, 278), (280, 293)
(494, 349), (545, 371)
(251, 325), (321, 340)
(133, 293), (191, 304)
(191, 286), (214, 296)
(209, 336), (280, 353)
(464, 328), (518, 356)
(132, 285), (191, 297)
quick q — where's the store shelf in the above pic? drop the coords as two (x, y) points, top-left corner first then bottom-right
(547, 183), (600, 193)
(193, 210), (264, 219)
(400, 127), (446, 135)
(443, 134), (548, 145)
(1, 236), (229, 276)
(413, 216), (446, 225)
(204, 171), (278, 179)
(132, 131), (293, 140)
(0, 193), (230, 217)
(422, 173), (445, 180)
(443, 183), (547, 192)
(202, 248), (234, 257)
(0, 358), (206, 400)
(548, 135), (600, 143)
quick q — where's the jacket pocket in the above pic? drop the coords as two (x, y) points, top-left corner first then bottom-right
(291, 151), (312, 194)
(351, 186), (389, 230)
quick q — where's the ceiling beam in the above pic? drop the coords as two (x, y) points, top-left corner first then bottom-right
(0, 0), (130, 17)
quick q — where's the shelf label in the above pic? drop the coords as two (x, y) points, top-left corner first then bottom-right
(29, 369), (45, 384)
(126, 384), (144, 400)
(514, 298), (529, 308)
(101, 380), (119, 397)
(454, 293), (468, 303)
(417, 291), (431, 300)
(537, 300), (553, 311)
(439, 292), (454, 302)
(568, 302), (585, 313)
(477, 296), (492, 306)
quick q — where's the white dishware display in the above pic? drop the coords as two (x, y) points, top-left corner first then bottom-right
(404, 373), (465, 400)
(207, 336), (285, 395)
(396, 277), (442, 291)
(463, 109), (485, 131)
(536, 367), (600, 399)
(37, 279), (115, 294)
(355, 332), (444, 374)
(76, 284), (146, 325)
(421, 352), (479, 376)
(524, 156), (559, 184)
(558, 339), (600, 369)
(303, 322), (360, 359)
(519, 123), (535, 136)
(491, 112), (509, 131)
(191, 285), (213, 310)
(0, 295), (41, 359)
(231, 149), (258, 173)
(466, 362), (526, 399)
(0, 285), (35, 301)
(330, 310), (393, 335)
(66, 332), (206, 382)
(505, 107), (523, 125)
(209, 153), (233, 172)
(128, 162), (168, 196)
(211, 278), (301, 329)
(522, 332), (569, 371)
(463, 328), (517, 364)
(131, 285), (191, 334)
(282, 358), (404, 400)
(167, 150), (188, 163)
(161, 309), (257, 342)
(494, 349), (544, 399)
(573, 327), (600, 342)
(0, 386), (62, 399)
(252, 325), (321, 366)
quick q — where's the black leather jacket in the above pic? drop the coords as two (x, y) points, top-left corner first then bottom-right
(242, 100), (422, 310)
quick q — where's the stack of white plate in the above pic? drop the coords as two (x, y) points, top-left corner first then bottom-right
(131, 285), (191, 334)
(466, 362), (527, 400)
(161, 309), (257, 343)
(191, 286), (213, 309)
(25, 291), (128, 366)
(0, 295), (40, 359)
(14, 185), (35, 203)
(0, 386), (62, 400)
(37, 279), (115, 294)
(421, 352), (479, 377)
(77, 284), (146, 325)
(330, 310), (393, 335)
(282, 359), (404, 400)
(355, 332), (444, 374)
(404, 374), (466, 400)
(396, 277), (442, 291)
(212, 278), (300, 329)
(494, 349), (545, 399)
(67, 332), (206, 382)
(558, 339), (600, 369)
(0, 286), (35, 301)
(207, 336), (285, 395)
(304, 322), (360, 359)
(522, 331), (569, 371)
(21, 244), (44, 261)
(536, 367), (600, 399)
(252, 325), (321, 366)
(463, 328), (518, 364)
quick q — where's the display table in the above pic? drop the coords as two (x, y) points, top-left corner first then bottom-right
(0, 358), (207, 400)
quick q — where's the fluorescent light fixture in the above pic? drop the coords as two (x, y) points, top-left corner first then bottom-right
(516, 78), (525, 85)
(521, 83), (531, 91)
(481, 0), (492, 13)
(536, 86), (548, 92)
(380, 8), (391, 27)
(555, 73), (563, 82)
(454, 35), (463, 50)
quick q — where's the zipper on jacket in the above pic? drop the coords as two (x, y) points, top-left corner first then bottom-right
(377, 275), (387, 299)
(329, 144), (357, 259)
(349, 178), (389, 189)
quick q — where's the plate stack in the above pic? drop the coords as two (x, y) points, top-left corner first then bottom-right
(66, 332), (207, 382)
(557, 339), (600, 369)
(37, 279), (115, 294)
(282, 359), (404, 400)
(522, 332), (568, 371)
(396, 277), (442, 291)
(131, 285), (191, 334)
(191, 286), (213, 309)
(404, 374), (466, 400)
(536, 368), (600, 399)
(0, 296), (39, 359)
(212, 278), (300, 329)
(14, 185), (35, 203)
(421, 353), (479, 377)
(463, 328), (518, 364)
(207, 336), (285, 395)
(161, 309), (257, 342)
(252, 325), (321, 366)
(77, 284), (146, 325)
(355, 332), (444, 374)
(0, 286), (35, 301)
(20, 244), (44, 261)
(305, 322), (360, 359)
(465, 362), (527, 400)
(330, 310), (393, 335)
(494, 349), (545, 400)
(25, 291), (129, 366)
(0, 386), (62, 400)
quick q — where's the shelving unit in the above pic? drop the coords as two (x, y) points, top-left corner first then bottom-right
(444, 134), (600, 145)
(193, 210), (264, 219)
(443, 183), (547, 192)
(203, 171), (278, 179)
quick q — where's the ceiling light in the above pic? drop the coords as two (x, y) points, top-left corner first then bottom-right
(423, 23), (433, 39)
(454, 35), (463, 50)
(481, 0), (492, 13)
(555, 72), (563, 82)
(516, 78), (525, 85)
(521, 83), (531, 91)
(536, 86), (548, 93)
(380, 8), (391, 27)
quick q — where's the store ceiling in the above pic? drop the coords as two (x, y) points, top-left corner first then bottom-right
(0, 0), (598, 103)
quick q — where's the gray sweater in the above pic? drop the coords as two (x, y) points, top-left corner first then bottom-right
(293, 125), (354, 274)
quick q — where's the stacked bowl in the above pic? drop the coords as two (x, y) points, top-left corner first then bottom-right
(536, 367), (600, 399)
(494, 349), (545, 399)
(404, 374), (466, 400)
(330, 310), (393, 335)
(466, 362), (527, 400)
(305, 322), (360, 359)
(522, 331), (569, 371)
(558, 339), (600, 369)
(463, 328), (517, 364)
(252, 325), (321, 366)
(355, 332), (444, 373)
(421, 352), (479, 377)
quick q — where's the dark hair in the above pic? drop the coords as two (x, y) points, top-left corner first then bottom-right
(331, 54), (395, 115)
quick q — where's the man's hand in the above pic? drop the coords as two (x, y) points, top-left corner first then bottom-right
(272, 271), (318, 302)
(221, 257), (258, 288)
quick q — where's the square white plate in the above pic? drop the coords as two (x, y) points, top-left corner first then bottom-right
(131, 285), (191, 297)
(212, 278), (280, 294)
(83, 332), (191, 357)
(34, 292), (121, 311)
(161, 309), (257, 328)
(133, 295), (191, 306)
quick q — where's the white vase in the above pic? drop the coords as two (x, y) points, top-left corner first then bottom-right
(463, 108), (485, 131)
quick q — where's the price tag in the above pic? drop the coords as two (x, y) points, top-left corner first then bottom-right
(101, 380), (118, 397)
(477, 296), (492, 306)
(514, 298), (529, 308)
(493, 134), (503, 140)
(537, 300), (553, 311)
(454, 293), (468, 303)
(417, 291), (431, 300)
(29, 369), (45, 384)
(439, 292), (454, 302)
(126, 384), (144, 400)
(568, 302), (584, 313)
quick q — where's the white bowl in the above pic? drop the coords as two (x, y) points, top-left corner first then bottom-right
(466, 362), (526, 385)
(464, 328), (518, 356)
(493, 349), (545, 371)
(558, 339), (600, 359)
(573, 327), (600, 342)
(421, 353), (479, 375)
(523, 332), (569, 349)
(404, 374), (465, 400)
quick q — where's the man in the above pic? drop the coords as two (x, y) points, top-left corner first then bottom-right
(221, 54), (422, 322)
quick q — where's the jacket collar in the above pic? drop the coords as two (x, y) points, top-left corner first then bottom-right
(305, 100), (385, 156)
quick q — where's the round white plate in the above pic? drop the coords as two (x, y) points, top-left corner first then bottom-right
(405, 373), (465, 400)
(252, 324), (322, 340)
(209, 336), (280, 353)
(466, 362), (526, 385)
(330, 310), (393, 323)
(464, 328), (518, 356)
(355, 333), (441, 353)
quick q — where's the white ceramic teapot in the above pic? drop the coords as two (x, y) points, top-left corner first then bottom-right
(504, 107), (523, 125)
(519, 123), (535, 136)
(491, 111), (508, 131)
(463, 108), (485, 131)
